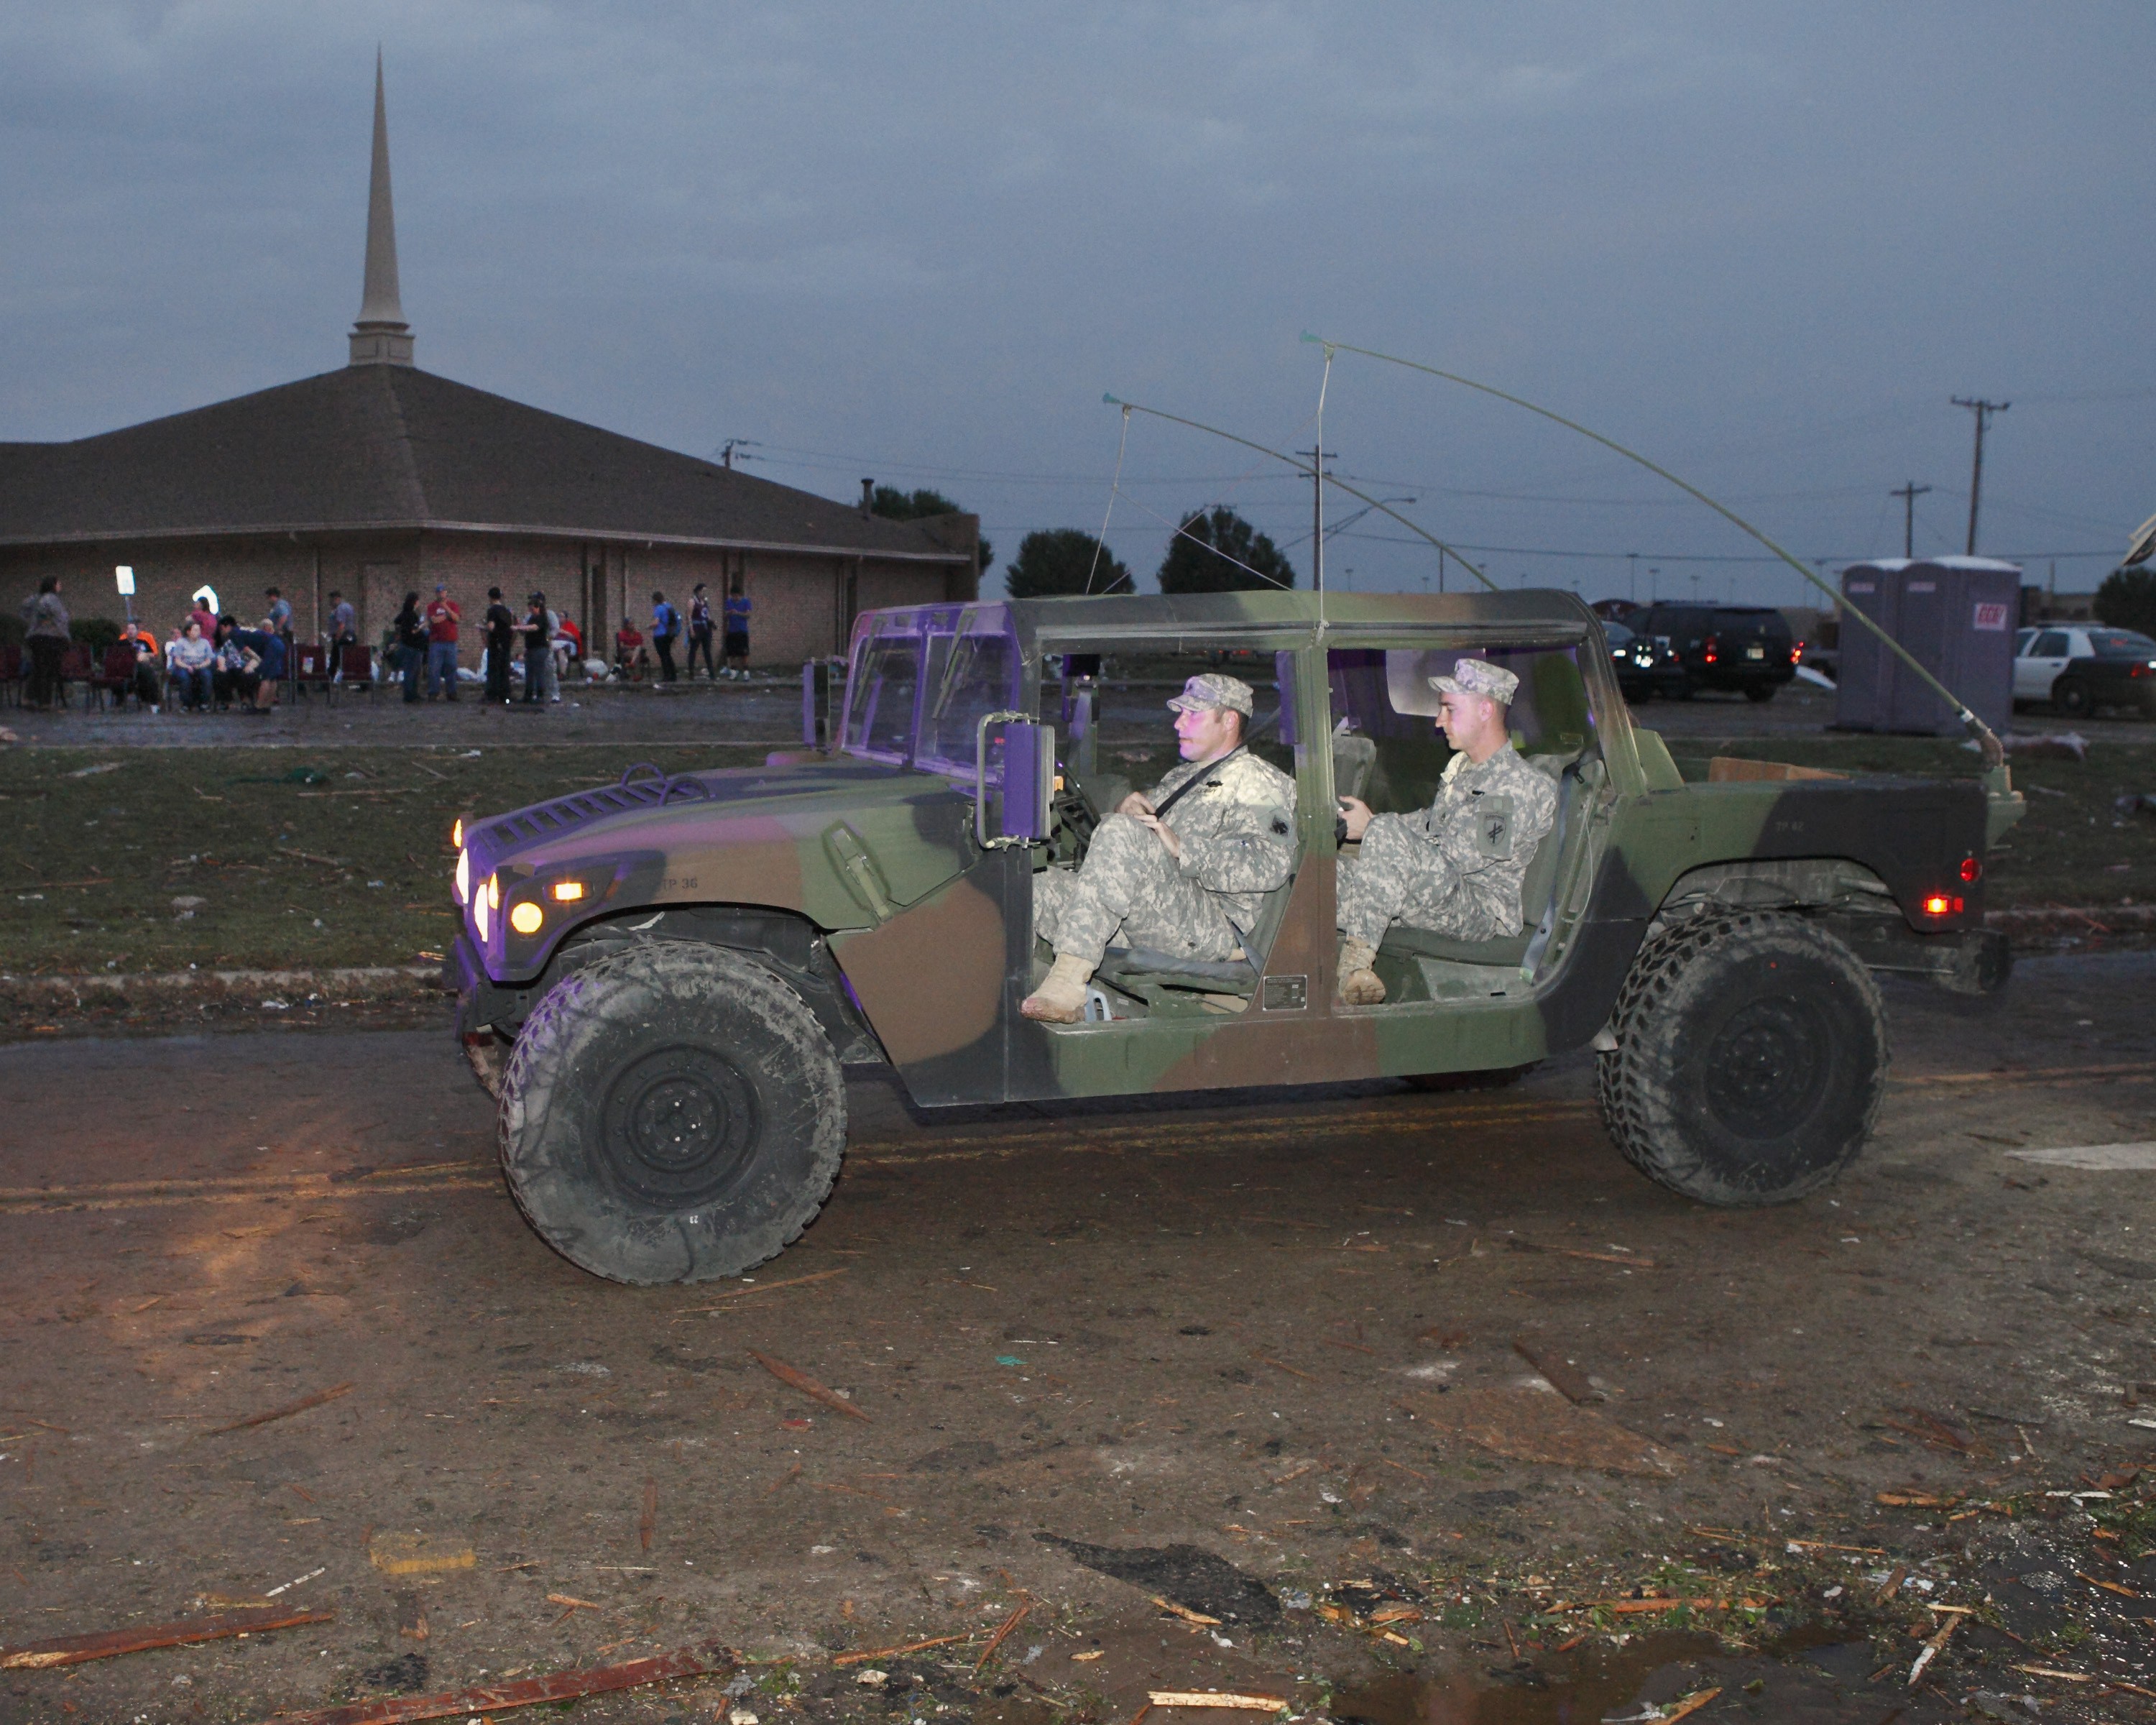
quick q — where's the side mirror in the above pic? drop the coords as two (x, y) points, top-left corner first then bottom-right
(975, 712), (1054, 848)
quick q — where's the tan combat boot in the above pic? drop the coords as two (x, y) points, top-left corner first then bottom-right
(1021, 953), (1096, 1024)
(1338, 937), (1386, 1006)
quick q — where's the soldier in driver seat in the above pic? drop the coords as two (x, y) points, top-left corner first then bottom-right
(1334, 658), (1557, 1006)
(1022, 673), (1297, 1024)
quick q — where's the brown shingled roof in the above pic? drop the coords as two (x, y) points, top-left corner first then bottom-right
(0, 365), (972, 562)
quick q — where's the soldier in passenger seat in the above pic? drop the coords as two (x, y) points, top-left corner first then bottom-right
(1022, 673), (1297, 1024)
(1334, 658), (1557, 1006)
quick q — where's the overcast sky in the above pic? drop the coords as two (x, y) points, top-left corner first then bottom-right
(3, 3), (2150, 604)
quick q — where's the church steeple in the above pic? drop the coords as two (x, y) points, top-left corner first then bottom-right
(348, 51), (414, 367)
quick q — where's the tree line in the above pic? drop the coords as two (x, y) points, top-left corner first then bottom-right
(869, 485), (1296, 599)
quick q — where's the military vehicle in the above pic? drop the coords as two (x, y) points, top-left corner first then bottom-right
(447, 590), (2023, 1286)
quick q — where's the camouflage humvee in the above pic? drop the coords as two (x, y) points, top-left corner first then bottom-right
(448, 591), (2023, 1285)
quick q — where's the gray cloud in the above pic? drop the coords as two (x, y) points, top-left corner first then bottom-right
(2, 3), (2150, 602)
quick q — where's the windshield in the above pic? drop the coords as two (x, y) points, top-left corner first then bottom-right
(842, 617), (926, 760)
(918, 611), (1022, 778)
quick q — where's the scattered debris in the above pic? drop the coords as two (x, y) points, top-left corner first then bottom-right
(1036, 1535), (1281, 1627)
(1506, 1238), (1660, 1269)
(750, 1349), (872, 1421)
(975, 1599), (1033, 1671)
(369, 1532), (476, 1577)
(1146, 1692), (1289, 1711)
(1411, 1389), (1684, 1476)
(2008, 1141), (2156, 1170)
(1907, 1610), (1960, 1686)
(0, 1604), (332, 1670)
(208, 1380), (355, 1435)
(1996, 732), (2088, 761)
(261, 1640), (734, 1724)
(1512, 1338), (1604, 1404)
(833, 1634), (971, 1667)
(682, 1267), (849, 1314)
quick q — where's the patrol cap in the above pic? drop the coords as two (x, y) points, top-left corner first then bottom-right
(1166, 673), (1255, 717)
(1429, 658), (1519, 705)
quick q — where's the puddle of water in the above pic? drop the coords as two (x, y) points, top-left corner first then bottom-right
(1330, 1631), (1722, 1725)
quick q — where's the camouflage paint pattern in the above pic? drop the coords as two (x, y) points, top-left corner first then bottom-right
(450, 589), (2019, 1111)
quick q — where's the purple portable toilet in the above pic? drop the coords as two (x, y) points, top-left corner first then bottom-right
(1835, 558), (2019, 736)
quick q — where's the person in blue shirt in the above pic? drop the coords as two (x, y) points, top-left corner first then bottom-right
(650, 592), (681, 684)
(722, 581), (752, 681)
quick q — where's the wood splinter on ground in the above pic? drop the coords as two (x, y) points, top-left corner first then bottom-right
(1511, 1338), (1602, 1404)
(639, 1478), (658, 1552)
(749, 1349), (872, 1421)
(0, 1605), (333, 1670)
(832, 1634), (971, 1667)
(208, 1380), (355, 1435)
(1146, 1692), (1290, 1711)
(974, 1599), (1033, 1672)
(253, 1641), (736, 1724)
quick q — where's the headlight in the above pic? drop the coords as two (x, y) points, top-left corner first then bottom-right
(474, 887), (491, 944)
(454, 847), (471, 906)
(451, 816), (464, 849)
(510, 900), (545, 937)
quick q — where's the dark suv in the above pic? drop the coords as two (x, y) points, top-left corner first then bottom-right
(1636, 604), (1797, 702)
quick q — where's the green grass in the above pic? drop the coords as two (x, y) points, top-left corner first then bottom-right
(1, 745), (770, 977)
(1666, 735), (2156, 909)
(6, 732), (2150, 978)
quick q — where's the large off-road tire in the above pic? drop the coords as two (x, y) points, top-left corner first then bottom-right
(1595, 911), (1886, 1206)
(497, 941), (845, 1284)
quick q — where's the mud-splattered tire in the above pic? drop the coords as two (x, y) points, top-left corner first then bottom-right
(497, 941), (844, 1284)
(1596, 911), (1886, 1206)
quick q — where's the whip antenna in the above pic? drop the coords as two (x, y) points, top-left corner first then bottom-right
(1303, 334), (2007, 768)
(1100, 392), (1500, 592)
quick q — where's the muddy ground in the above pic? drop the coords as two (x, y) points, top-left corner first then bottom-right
(1, 954), (2152, 1723)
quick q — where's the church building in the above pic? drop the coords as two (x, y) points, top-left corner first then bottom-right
(0, 62), (979, 664)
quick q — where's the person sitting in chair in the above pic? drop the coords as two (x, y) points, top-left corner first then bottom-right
(1022, 673), (1296, 1024)
(1334, 658), (1557, 1006)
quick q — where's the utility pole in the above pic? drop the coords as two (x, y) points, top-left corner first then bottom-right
(1296, 447), (1335, 592)
(1627, 551), (1639, 604)
(1889, 481), (1932, 558)
(1950, 397), (2009, 554)
(1437, 547), (1446, 594)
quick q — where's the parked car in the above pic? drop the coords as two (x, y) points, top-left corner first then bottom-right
(1633, 604), (1798, 702)
(2013, 625), (2156, 718)
(447, 590), (2022, 1285)
(1603, 620), (1677, 701)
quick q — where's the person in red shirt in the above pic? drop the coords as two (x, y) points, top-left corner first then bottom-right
(614, 622), (648, 681)
(424, 584), (461, 701)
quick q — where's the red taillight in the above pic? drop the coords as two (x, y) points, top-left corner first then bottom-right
(1921, 893), (1965, 917)
(1960, 856), (1981, 884)
(2132, 662), (2151, 679)
(1703, 635), (1719, 665)
(1789, 643), (1802, 663)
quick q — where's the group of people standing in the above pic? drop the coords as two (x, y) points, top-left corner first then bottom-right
(16, 571), (756, 714)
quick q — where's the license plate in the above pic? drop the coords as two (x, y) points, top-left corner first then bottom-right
(1746, 645), (1765, 660)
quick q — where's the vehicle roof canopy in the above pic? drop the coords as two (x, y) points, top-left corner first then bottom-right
(882, 588), (1603, 653)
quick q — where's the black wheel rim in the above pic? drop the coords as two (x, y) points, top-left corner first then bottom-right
(596, 1043), (760, 1208)
(1700, 994), (1829, 1138)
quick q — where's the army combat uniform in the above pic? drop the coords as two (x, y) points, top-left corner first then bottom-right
(1034, 750), (1298, 967)
(1337, 740), (1557, 947)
